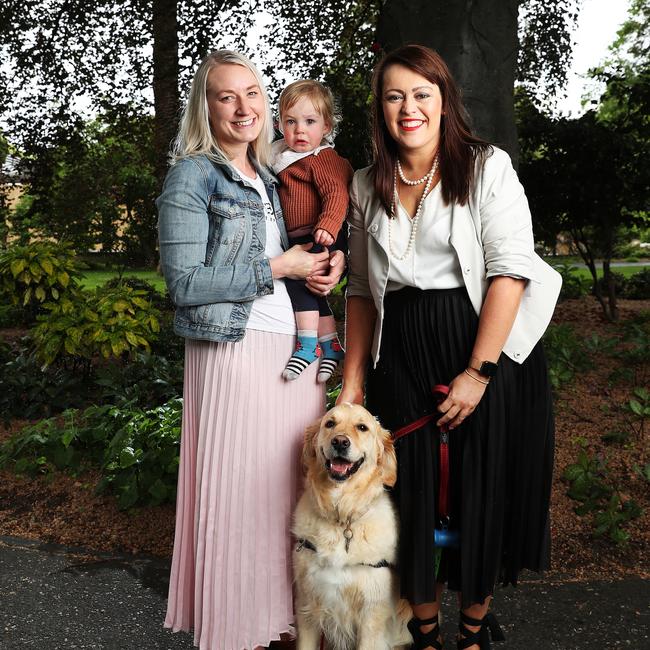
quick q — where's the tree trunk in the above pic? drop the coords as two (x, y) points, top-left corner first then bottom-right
(152, 0), (180, 192)
(376, 0), (520, 166)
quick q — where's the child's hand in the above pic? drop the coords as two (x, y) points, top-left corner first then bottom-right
(314, 229), (334, 246)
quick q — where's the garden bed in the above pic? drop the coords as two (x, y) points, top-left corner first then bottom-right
(1, 296), (648, 582)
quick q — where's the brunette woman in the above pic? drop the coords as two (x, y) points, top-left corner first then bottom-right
(338, 45), (561, 650)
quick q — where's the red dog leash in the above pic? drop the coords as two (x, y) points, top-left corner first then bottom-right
(393, 385), (451, 520)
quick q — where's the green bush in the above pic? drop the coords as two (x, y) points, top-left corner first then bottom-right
(594, 271), (627, 297)
(31, 284), (161, 367)
(0, 406), (109, 473)
(98, 398), (182, 509)
(0, 303), (28, 328)
(0, 398), (182, 509)
(622, 268), (650, 299)
(563, 443), (642, 546)
(102, 276), (175, 313)
(94, 351), (183, 408)
(542, 323), (592, 390)
(554, 263), (591, 300)
(0, 348), (87, 423)
(0, 242), (83, 319)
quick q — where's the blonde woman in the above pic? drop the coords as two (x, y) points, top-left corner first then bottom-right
(157, 50), (344, 650)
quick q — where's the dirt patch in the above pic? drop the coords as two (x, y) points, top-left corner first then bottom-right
(0, 296), (648, 581)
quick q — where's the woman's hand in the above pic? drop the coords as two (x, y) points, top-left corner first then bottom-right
(336, 382), (364, 406)
(306, 249), (345, 296)
(270, 244), (329, 280)
(436, 371), (488, 430)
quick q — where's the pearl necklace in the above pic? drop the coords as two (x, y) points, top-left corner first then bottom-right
(388, 156), (439, 260)
(397, 159), (430, 185)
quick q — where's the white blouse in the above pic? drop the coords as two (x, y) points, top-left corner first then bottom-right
(386, 183), (464, 292)
(238, 169), (296, 335)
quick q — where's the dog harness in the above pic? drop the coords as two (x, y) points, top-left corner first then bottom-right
(295, 538), (394, 569)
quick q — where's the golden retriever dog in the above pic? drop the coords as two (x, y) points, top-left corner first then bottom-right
(292, 403), (412, 650)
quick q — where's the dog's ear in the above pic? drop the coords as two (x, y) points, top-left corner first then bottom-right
(378, 426), (397, 487)
(301, 419), (321, 474)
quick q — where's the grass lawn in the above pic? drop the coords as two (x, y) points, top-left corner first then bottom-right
(80, 270), (167, 292)
(548, 263), (650, 280)
(79, 264), (648, 294)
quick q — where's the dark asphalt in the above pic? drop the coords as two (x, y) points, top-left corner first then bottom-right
(1, 535), (648, 649)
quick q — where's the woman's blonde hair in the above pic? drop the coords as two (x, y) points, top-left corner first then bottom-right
(278, 79), (341, 142)
(171, 50), (273, 166)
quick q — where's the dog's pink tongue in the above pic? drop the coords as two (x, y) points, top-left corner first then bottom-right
(331, 461), (351, 473)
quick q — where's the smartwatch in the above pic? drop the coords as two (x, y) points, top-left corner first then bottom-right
(469, 359), (499, 379)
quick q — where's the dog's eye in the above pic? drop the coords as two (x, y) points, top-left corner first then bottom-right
(325, 419), (336, 428)
(356, 423), (369, 431)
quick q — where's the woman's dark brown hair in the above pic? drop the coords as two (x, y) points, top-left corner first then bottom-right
(371, 44), (492, 213)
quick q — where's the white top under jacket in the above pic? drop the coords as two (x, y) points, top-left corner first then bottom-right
(239, 168), (296, 335)
(346, 146), (562, 366)
(387, 183), (464, 291)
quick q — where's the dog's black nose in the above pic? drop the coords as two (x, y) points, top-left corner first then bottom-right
(331, 435), (350, 451)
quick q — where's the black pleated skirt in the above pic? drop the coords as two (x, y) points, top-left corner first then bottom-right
(366, 287), (554, 608)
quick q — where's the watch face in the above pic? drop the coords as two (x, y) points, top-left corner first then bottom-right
(479, 361), (498, 378)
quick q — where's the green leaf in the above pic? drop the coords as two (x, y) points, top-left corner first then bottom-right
(112, 300), (130, 312)
(563, 464), (584, 481)
(629, 399), (642, 415)
(35, 286), (46, 302)
(634, 387), (649, 401)
(61, 429), (76, 448)
(40, 259), (54, 275)
(119, 447), (138, 468)
(58, 271), (70, 288)
(10, 259), (26, 278)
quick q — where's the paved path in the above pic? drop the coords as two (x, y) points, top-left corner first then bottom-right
(1, 536), (648, 649)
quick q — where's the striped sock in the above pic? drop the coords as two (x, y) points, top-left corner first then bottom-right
(317, 335), (344, 384)
(282, 331), (321, 381)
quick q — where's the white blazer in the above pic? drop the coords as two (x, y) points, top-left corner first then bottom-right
(346, 147), (562, 366)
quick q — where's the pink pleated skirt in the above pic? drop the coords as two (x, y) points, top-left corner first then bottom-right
(164, 330), (325, 650)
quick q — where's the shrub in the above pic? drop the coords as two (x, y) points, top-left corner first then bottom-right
(0, 304), (28, 328)
(622, 268), (650, 300)
(98, 398), (182, 509)
(563, 443), (642, 546)
(542, 323), (592, 390)
(594, 271), (627, 298)
(0, 407), (109, 473)
(0, 242), (83, 319)
(554, 263), (591, 300)
(0, 348), (87, 423)
(0, 398), (182, 509)
(103, 276), (175, 313)
(94, 350), (183, 408)
(31, 284), (161, 367)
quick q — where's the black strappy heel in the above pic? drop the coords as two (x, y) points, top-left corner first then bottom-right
(457, 611), (505, 649)
(408, 614), (443, 650)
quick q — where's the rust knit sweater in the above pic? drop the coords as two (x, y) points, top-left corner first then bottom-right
(277, 147), (354, 239)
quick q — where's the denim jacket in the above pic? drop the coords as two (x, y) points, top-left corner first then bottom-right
(157, 154), (288, 341)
